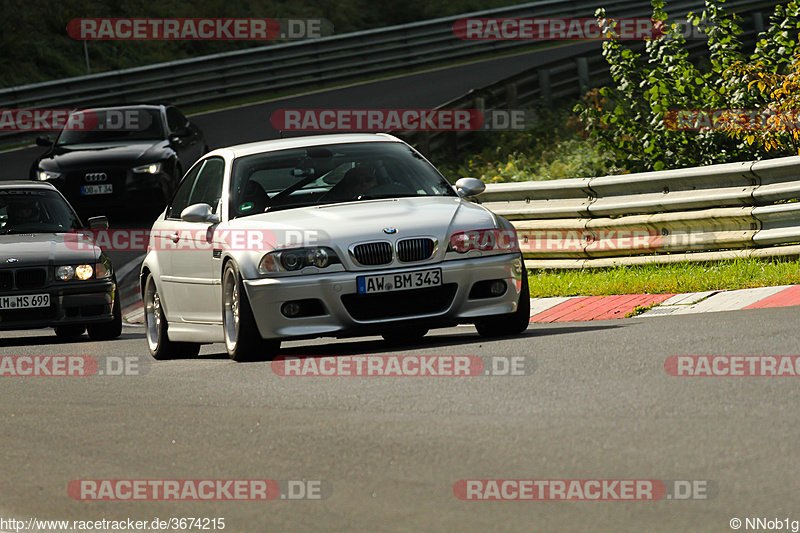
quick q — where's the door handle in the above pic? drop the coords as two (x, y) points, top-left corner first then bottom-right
(170, 233), (180, 243)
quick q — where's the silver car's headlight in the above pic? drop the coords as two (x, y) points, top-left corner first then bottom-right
(37, 170), (61, 181)
(447, 229), (520, 254)
(259, 247), (340, 274)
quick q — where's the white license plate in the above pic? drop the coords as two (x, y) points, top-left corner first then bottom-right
(0, 293), (50, 310)
(357, 268), (442, 294)
(81, 184), (113, 195)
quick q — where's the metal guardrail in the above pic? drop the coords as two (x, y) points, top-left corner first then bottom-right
(0, 0), (677, 110)
(475, 154), (800, 269)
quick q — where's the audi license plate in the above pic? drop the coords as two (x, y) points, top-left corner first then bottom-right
(357, 268), (442, 294)
(81, 184), (113, 195)
(0, 294), (50, 310)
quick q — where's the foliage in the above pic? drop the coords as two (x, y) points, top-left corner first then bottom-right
(575, 0), (800, 173)
(723, 3), (800, 153)
(438, 105), (622, 183)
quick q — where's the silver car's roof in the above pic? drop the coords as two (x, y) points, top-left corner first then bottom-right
(0, 181), (58, 190)
(208, 133), (403, 159)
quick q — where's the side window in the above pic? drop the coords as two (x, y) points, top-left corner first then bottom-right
(187, 157), (225, 214)
(166, 107), (187, 132)
(167, 162), (203, 219)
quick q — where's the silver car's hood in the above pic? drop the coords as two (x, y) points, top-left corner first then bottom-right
(0, 233), (101, 267)
(226, 196), (498, 248)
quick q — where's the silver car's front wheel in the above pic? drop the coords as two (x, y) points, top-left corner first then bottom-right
(144, 274), (200, 360)
(222, 261), (279, 362)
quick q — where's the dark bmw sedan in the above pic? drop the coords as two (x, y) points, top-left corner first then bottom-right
(30, 104), (207, 219)
(0, 181), (121, 340)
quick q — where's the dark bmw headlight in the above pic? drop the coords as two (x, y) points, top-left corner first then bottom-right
(259, 247), (340, 274)
(56, 258), (112, 281)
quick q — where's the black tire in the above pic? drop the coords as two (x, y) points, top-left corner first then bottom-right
(382, 327), (429, 344)
(54, 324), (86, 339)
(222, 261), (279, 362)
(475, 264), (530, 338)
(88, 281), (123, 341)
(143, 273), (200, 360)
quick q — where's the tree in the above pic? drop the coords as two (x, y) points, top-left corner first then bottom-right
(575, 0), (800, 173)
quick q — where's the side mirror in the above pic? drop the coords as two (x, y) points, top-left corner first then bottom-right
(36, 135), (52, 147)
(86, 216), (109, 230)
(181, 203), (220, 224)
(170, 127), (192, 140)
(455, 177), (486, 198)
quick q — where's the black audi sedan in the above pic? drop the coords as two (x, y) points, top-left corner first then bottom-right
(0, 181), (121, 340)
(30, 104), (207, 220)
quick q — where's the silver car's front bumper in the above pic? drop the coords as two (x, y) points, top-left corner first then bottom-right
(243, 253), (524, 340)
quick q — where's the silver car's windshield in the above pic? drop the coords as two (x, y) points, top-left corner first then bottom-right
(57, 108), (164, 145)
(229, 141), (456, 218)
(0, 190), (82, 234)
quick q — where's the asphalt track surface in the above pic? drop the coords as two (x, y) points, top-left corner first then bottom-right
(2, 41), (800, 532)
(1, 307), (800, 531)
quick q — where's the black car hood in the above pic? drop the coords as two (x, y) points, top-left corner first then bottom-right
(39, 141), (169, 171)
(0, 233), (100, 267)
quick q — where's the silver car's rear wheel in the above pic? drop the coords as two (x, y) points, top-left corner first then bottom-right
(222, 261), (279, 362)
(144, 274), (200, 360)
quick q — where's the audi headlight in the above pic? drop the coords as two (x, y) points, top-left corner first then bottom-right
(259, 247), (339, 274)
(132, 162), (162, 174)
(37, 170), (61, 181)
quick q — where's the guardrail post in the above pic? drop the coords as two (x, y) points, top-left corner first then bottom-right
(753, 12), (764, 36)
(576, 57), (590, 94)
(538, 69), (552, 107)
(505, 83), (518, 109)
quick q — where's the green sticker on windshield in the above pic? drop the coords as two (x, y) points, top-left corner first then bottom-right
(239, 202), (254, 212)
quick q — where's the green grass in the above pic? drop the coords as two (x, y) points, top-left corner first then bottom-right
(527, 257), (800, 298)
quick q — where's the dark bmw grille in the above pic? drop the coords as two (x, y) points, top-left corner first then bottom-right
(0, 270), (12, 290)
(397, 238), (435, 262)
(342, 284), (457, 321)
(15, 268), (47, 289)
(352, 242), (393, 266)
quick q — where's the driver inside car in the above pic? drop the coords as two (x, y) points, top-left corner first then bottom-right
(342, 166), (377, 199)
(6, 201), (41, 226)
